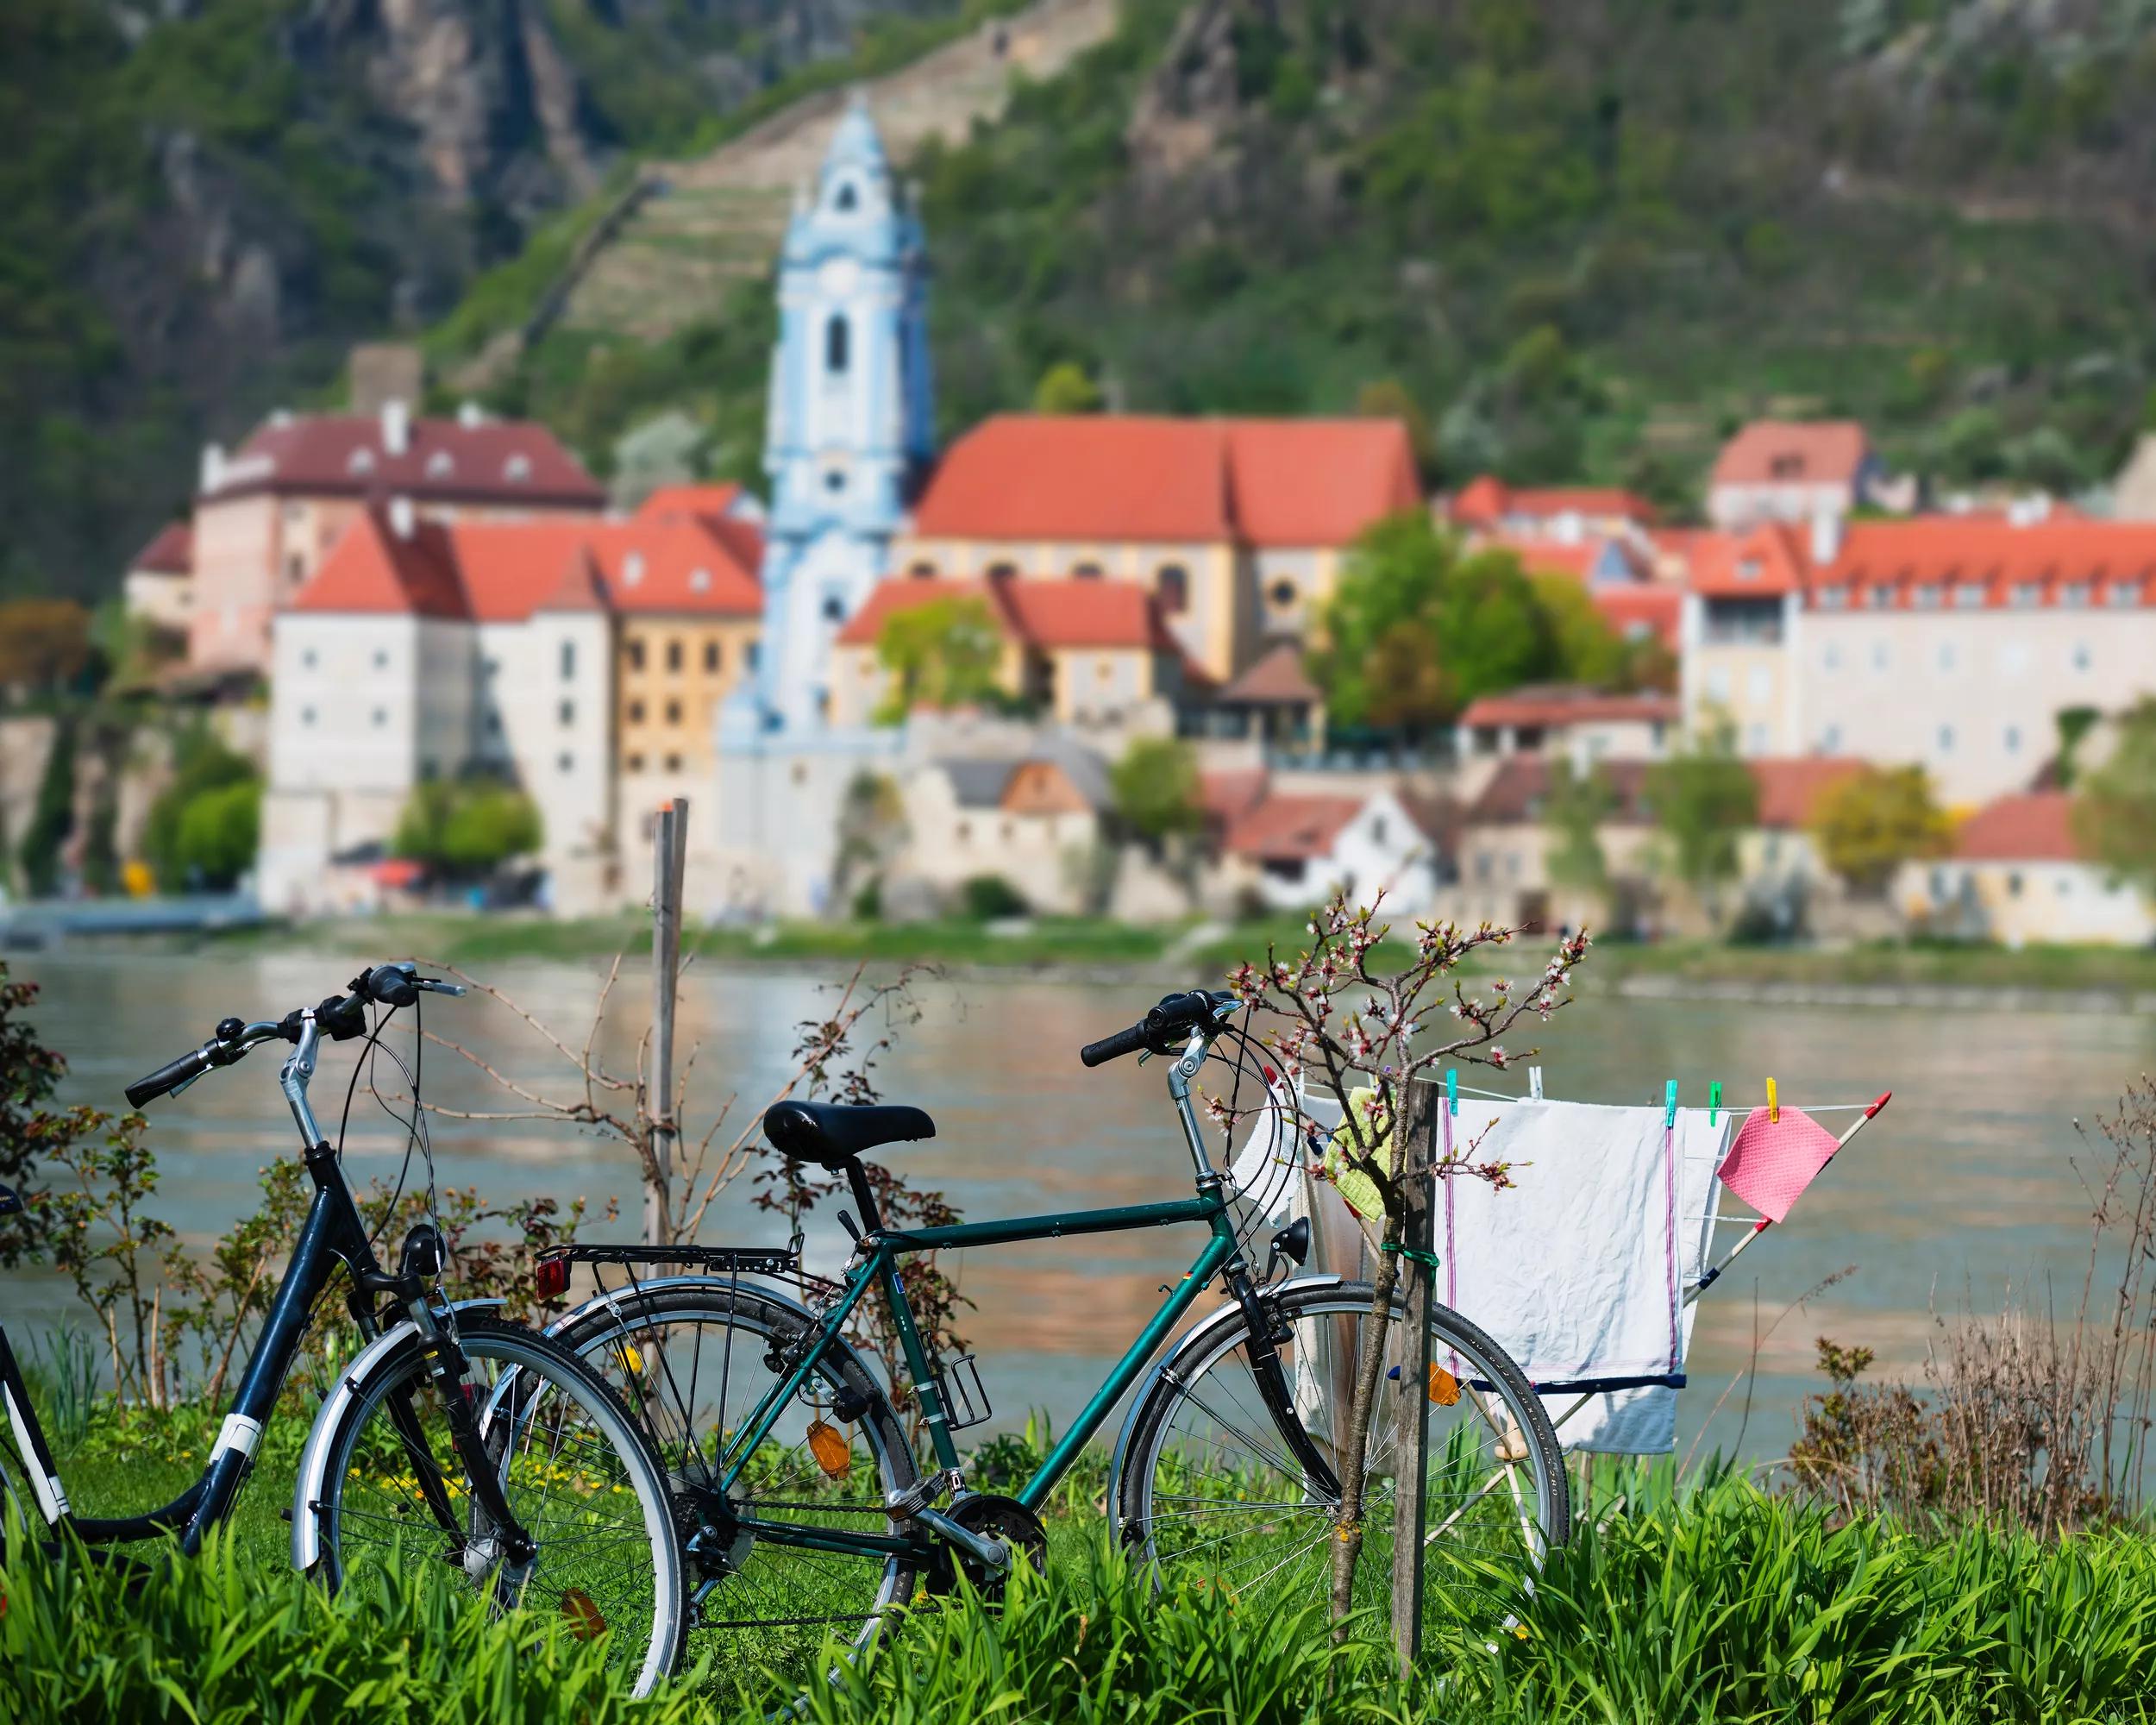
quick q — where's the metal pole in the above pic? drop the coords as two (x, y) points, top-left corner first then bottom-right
(1388, 1082), (1437, 1673)
(646, 796), (688, 1245)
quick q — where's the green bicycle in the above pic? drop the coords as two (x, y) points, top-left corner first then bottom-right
(542, 988), (1568, 1673)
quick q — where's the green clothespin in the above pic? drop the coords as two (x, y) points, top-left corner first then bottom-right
(1664, 1079), (1677, 1131)
(1445, 1069), (1457, 1116)
(1709, 1082), (1721, 1126)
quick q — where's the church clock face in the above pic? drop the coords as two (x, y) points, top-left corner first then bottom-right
(818, 257), (862, 298)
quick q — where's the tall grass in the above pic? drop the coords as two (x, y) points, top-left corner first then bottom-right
(7, 1476), (2155, 1722)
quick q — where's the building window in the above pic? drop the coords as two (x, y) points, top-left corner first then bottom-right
(665, 700), (682, 725)
(956, 822), (971, 843)
(1822, 724), (1842, 751)
(2109, 582), (2140, 608)
(628, 639), (646, 671)
(1914, 585), (1941, 609)
(486, 711), (503, 736)
(1157, 564), (1188, 612)
(558, 699), (573, 726)
(628, 700), (645, 724)
(623, 552), (645, 587)
(1822, 643), (1839, 671)
(2073, 643), (2092, 671)
(1937, 642), (1956, 672)
(824, 470), (846, 492)
(373, 708), (387, 728)
(2007, 870), (2024, 898)
(834, 181), (857, 213)
(285, 553), (305, 583)
(301, 706), (316, 727)
(560, 641), (575, 680)
(626, 753), (644, 772)
(2012, 582), (2040, 607)
(2004, 724), (2021, 753)
(825, 314), (849, 374)
(1938, 724), (1954, 753)
(1072, 561), (1103, 580)
(665, 754), (683, 773)
(1817, 586), (1846, 610)
(908, 560), (937, 579)
(1954, 584), (1984, 609)
(746, 642), (760, 669)
(822, 595), (845, 623)
(667, 640), (683, 673)
(373, 649), (388, 670)
(1269, 579), (1297, 609)
(557, 752), (573, 774)
(705, 641), (720, 672)
(1871, 642), (1890, 672)
(302, 648), (317, 669)
(2062, 582), (2090, 606)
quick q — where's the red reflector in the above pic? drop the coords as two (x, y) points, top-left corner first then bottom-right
(534, 1256), (570, 1300)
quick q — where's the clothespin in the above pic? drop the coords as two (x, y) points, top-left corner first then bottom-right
(1766, 1077), (1779, 1125)
(1445, 1069), (1457, 1116)
(1528, 1065), (1544, 1101)
(1664, 1080), (1677, 1131)
(1709, 1082), (1721, 1126)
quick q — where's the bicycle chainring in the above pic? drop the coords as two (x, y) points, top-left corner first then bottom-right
(929, 1492), (1048, 1602)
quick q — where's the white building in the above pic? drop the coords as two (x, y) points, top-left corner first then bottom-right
(1901, 791), (2154, 946)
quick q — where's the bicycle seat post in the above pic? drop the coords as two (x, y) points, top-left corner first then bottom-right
(1164, 1030), (1219, 1190)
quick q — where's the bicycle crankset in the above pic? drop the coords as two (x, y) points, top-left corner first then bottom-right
(926, 1492), (1048, 1601)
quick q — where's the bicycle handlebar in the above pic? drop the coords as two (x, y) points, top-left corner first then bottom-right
(123, 962), (463, 1108)
(1080, 989), (1238, 1068)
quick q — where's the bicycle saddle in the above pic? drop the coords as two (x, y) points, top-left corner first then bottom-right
(763, 1101), (936, 1167)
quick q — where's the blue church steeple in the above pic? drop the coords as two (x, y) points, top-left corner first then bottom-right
(744, 91), (934, 733)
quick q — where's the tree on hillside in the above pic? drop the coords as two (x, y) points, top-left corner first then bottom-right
(1646, 728), (1758, 911)
(1311, 514), (1557, 735)
(1543, 759), (1614, 897)
(1808, 765), (1951, 896)
(143, 729), (259, 893)
(1110, 735), (1203, 848)
(393, 781), (543, 877)
(1033, 361), (1103, 414)
(874, 596), (1006, 724)
(1355, 377), (1437, 480)
(2073, 697), (2156, 899)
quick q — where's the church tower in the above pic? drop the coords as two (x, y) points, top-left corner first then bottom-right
(745, 93), (933, 735)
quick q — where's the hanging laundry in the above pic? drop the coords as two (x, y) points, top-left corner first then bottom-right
(1717, 1103), (1843, 1223)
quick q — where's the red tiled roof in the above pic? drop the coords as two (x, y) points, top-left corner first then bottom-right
(534, 546), (611, 614)
(1955, 792), (2082, 862)
(1448, 475), (1657, 529)
(1747, 758), (1866, 830)
(1459, 687), (1677, 730)
(910, 415), (1420, 547)
(130, 520), (192, 574)
(1199, 768), (1269, 825)
(1684, 523), (1809, 597)
(1224, 792), (1368, 862)
(1808, 518), (2156, 611)
(834, 575), (1179, 655)
(1467, 757), (1656, 826)
(1710, 420), (1871, 487)
(1218, 641), (1320, 705)
(1592, 584), (1683, 648)
(205, 411), (604, 508)
(291, 509), (761, 622)
(635, 482), (746, 524)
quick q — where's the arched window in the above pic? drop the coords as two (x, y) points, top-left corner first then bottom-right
(1156, 564), (1189, 613)
(834, 181), (858, 213)
(825, 314), (850, 375)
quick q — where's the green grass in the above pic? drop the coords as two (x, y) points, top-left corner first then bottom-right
(9, 1468), (2156, 1722)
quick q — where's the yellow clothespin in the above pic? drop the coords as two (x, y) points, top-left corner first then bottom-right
(1766, 1077), (1779, 1125)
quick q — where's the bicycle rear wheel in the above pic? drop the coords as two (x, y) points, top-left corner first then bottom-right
(309, 1314), (684, 1696)
(1117, 1279), (1567, 1635)
(550, 1280), (921, 1680)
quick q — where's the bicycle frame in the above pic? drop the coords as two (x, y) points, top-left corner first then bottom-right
(707, 1029), (1314, 1561)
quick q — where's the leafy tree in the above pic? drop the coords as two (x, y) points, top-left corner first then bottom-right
(143, 728), (256, 891)
(0, 961), (70, 1263)
(1543, 760), (1614, 894)
(1808, 765), (1951, 896)
(1110, 735), (1202, 844)
(1312, 514), (1557, 733)
(1646, 729), (1758, 900)
(959, 874), (1029, 919)
(2073, 698), (2156, 899)
(874, 596), (1006, 723)
(1355, 378), (1437, 480)
(1032, 361), (1103, 414)
(172, 778), (261, 890)
(19, 719), (77, 896)
(393, 781), (543, 876)
(2054, 706), (2103, 788)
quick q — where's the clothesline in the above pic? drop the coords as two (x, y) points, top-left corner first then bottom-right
(1401, 1074), (1879, 1113)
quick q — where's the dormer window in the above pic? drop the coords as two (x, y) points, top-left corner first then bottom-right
(348, 448), (375, 475)
(2108, 581), (2140, 607)
(624, 552), (645, 587)
(1953, 583), (1986, 609)
(1913, 584), (1941, 609)
(505, 453), (531, 482)
(426, 450), (454, 479)
(1736, 557), (1761, 581)
(690, 568), (711, 593)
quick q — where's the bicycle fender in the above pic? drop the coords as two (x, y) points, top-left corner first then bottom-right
(542, 1273), (890, 1393)
(288, 1298), (504, 1573)
(1106, 1272), (1360, 1518)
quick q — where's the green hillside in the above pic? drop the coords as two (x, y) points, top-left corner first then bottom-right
(463, 0), (2156, 514)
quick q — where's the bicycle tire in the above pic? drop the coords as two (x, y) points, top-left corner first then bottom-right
(307, 1314), (686, 1697)
(549, 1279), (922, 1678)
(1117, 1278), (1568, 1635)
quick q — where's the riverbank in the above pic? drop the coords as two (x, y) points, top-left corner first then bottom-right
(58, 910), (2156, 1007)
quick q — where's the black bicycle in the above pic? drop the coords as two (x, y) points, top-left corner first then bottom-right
(0, 963), (686, 1695)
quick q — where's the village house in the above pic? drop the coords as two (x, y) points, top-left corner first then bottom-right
(1445, 475), (1658, 543)
(886, 413), (1423, 687)
(187, 401), (605, 675)
(1211, 783), (1445, 913)
(1900, 791), (2153, 946)
(1706, 419), (1881, 530)
(1454, 687), (1678, 795)
(886, 743), (1115, 917)
(122, 521), (194, 638)
(258, 488), (761, 916)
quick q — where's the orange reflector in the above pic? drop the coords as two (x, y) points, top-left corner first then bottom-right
(1428, 1365), (1461, 1407)
(561, 1590), (607, 1640)
(805, 1418), (851, 1478)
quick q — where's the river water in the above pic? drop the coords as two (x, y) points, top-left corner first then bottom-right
(11, 946), (2153, 1466)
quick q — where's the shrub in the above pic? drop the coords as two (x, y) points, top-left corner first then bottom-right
(959, 874), (1028, 920)
(142, 728), (258, 892)
(392, 780), (543, 877)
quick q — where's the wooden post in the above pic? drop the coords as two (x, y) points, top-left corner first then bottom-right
(1388, 1081), (1438, 1674)
(646, 797), (689, 1245)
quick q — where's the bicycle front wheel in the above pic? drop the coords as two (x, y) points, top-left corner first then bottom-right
(310, 1314), (685, 1697)
(1118, 1279), (1567, 1634)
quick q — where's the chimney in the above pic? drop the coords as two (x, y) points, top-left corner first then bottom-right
(1809, 507), (1842, 567)
(387, 495), (415, 539)
(381, 398), (411, 458)
(198, 442), (225, 495)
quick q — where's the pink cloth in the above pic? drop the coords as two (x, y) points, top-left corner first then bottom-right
(1716, 1105), (1840, 1223)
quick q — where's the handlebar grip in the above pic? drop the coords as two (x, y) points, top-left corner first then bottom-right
(1080, 1021), (1151, 1068)
(126, 1044), (215, 1109)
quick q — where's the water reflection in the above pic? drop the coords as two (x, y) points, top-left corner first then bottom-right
(16, 948), (2154, 1464)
